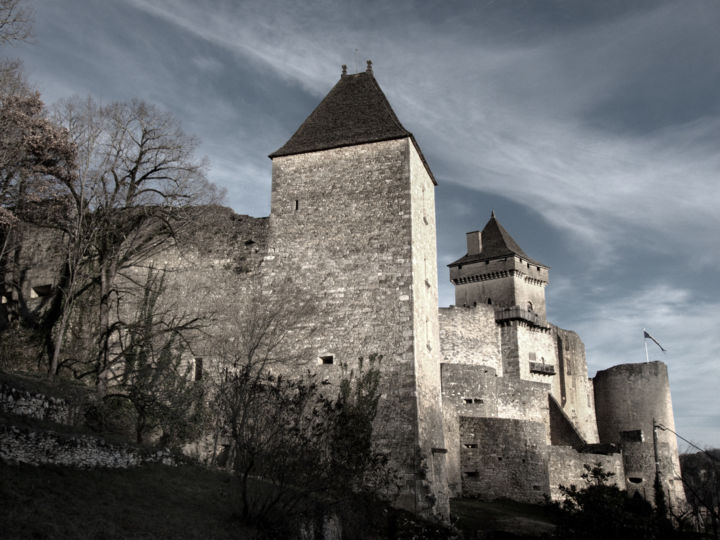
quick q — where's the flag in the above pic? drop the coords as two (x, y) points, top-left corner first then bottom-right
(643, 330), (667, 352)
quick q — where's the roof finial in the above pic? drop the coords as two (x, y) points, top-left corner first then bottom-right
(341, 64), (347, 77)
(491, 209), (496, 219)
(366, 59), (373, 74)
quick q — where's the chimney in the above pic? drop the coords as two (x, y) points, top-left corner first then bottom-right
(466, 231), (482, 255)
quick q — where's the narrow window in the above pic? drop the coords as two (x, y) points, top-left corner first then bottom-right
(194, 358), (203, 381)
(295, 199), (299, 211)
(464, 398), (473, 404)
(463, 443), (478, 449)
(319, 355), (334, 365)
(31, 284), (53, 298)
(464, 471), (479, 478)
(527, 301), (533, 311)
(487, 298), (492, 305)
(473, 398), (483, 404)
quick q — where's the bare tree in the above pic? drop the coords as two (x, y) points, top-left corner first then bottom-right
(48, 97), (221, 389)
(207, 285), (397, 526)
(0, 0), (32, 46)
(102, 267), (206, 445)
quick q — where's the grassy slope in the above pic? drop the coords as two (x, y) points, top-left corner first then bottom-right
(0, 462), (259, 539)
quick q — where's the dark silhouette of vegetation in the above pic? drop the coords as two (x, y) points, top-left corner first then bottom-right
(681, 449), (720, 539)
(553, 463), (694, 540)
(101, 267), (206, 445)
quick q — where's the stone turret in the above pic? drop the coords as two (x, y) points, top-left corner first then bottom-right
(594, 361), (687, 511)
(448, 212), (549, 322)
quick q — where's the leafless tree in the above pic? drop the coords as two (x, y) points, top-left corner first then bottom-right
(207, 284), (397, 526)
(0, 0), (32, 46)
(43, 97), (222, 390)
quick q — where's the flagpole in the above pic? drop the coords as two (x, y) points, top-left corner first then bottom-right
(643, 328), (649, 363)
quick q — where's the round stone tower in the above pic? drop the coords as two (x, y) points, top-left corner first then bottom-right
(593, 361), (686, 510)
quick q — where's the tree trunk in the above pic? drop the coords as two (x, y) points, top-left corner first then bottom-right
(96, 258), (116, 396)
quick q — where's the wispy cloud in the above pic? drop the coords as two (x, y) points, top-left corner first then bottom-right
(567, 283), (720, 447)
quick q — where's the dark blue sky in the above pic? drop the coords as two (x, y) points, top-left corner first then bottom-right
(8, 0), (720, 447)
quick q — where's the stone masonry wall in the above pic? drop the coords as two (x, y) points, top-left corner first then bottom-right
(1, 424), (175, 468)
(409, 141), (449, 514)
(552, 326), (599, 444)
(547, 446), (625, 500)
(1, 381), (78, 425)
(594, 361), (686, 509)
(439, 305), (502, 375)
(451, 257), (548, 319)
(460, 416), (549, 503)
(441, 364), (499, 495)
(265, 139), (446, 516)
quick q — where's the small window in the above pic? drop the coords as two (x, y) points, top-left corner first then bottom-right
(487, 298), (492, 305)
(498, 456), (503, 461)
(621, 429), (644, 442)
(319, 355), (334, 365)
(295, 200), (299, 211)
(31, 284), (53, 298)
(464, 398), (473, 404)
(244, 239), (255, 246)
(473, 301), (477, 307)
(485, 260), (490, 265)
(194, 358), (203, 381)
(473, 398), (483, 404)
(628, 477), (644, 484)
(464, 471), (479, 478)
(463, 443), (478, 449)
(527, 301), (533, 311)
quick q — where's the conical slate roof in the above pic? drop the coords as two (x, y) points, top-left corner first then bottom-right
(269, 65), (436, 184)
(269, 68), (411, 158)
(448, 212), (545, 267)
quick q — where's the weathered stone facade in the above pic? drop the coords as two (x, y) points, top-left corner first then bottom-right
(1, 65), (688, 516)
(594, 362), (686, 511)
(1, 424), (176, 468)
(441, 213), (686, 509)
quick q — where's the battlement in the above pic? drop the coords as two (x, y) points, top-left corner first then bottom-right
(494, 306), (548, 328)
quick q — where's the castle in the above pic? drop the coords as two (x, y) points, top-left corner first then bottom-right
(9, 63), (687, 519)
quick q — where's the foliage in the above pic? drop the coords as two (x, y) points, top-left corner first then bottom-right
(553, 463), (686, 540)
(680, 449), (720, 538)
(211, 345), (398, 527)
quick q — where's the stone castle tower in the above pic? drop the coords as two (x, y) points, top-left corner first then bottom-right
(441, 213), (685, 511)
(265, 62), (448, 516)
(449, 211), (549, 319)
(5, 62), (688, 518)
